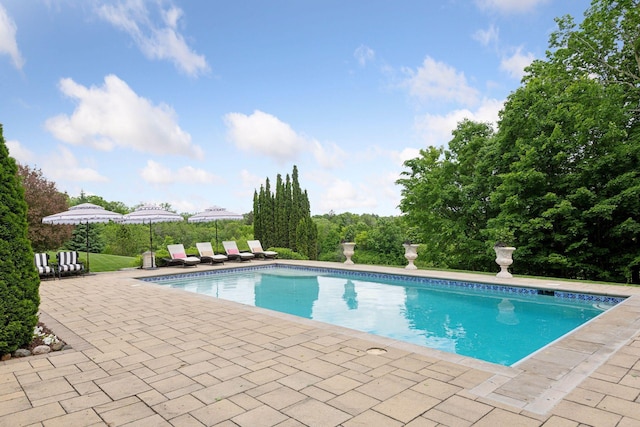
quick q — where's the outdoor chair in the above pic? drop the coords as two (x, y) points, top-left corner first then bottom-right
(56, 251), (84, 278)
(222, 241), (255, 262)
(166, 244), (201, 267)
(34, 253), (56, 280)
(196, 242), (228, 264)
(247, 240), (278, 259)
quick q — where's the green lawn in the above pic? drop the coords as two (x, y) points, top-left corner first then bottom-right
(49, 252), (139, 273)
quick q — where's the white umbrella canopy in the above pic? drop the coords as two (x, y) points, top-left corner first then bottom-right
(121, 204), (184, 268)
(188, 206), (244, 249)
(42, 203), (124, 273)
(42, 203), (123, 224)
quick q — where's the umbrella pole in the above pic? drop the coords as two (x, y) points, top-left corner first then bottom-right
(215, 221), (218, 252)
(86, 221), (90, 274)
(149, 221), (155, 268)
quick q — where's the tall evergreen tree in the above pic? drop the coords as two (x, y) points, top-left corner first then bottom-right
(263, 178), (275, 246)
(0, 124), (40, 355)
(274, 174), (287, 248)
(252, 190), (262, 242)
(253, 165), (317, 258)
(66, 223), (105, 253)
(284, 174), (293, 249)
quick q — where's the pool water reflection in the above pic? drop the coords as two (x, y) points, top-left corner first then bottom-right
(147, 267), (614, 366)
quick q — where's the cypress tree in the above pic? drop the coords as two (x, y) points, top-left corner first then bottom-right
(0, 124), (40, 355)
(253, 165), (317, 257)
(253, 190), (262, 242)
(274, 174), (286, 248)
(263, 178), (275, 245)
(283, 174), (292, 249)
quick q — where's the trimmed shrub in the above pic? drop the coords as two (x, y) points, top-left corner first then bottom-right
(0, 125), (40, 355)
(270, 247), (308, 260)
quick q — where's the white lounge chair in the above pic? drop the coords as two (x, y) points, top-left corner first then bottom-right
(196, 242), (228, 264)
(166, 244), (200, 267)
(247, 240), (278, 259)
(222, 241), (255, 262)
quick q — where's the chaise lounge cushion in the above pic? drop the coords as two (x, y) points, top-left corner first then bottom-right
(196, 242), (227, 264)
(222, 241), (255, 261)
(167, 244), (200, 267)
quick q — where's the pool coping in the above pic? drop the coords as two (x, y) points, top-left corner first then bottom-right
(135, 260), (640, 414)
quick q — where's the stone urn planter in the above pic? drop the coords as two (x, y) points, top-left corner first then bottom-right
(341, 242), (355, 265)
(403, 243), (419, 270)
(494, 245), (516, 278)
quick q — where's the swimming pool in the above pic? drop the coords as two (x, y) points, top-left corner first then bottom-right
(142, 265), (624, 366)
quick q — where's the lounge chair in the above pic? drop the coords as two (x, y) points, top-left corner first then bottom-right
(222, 241), (255, 262)
(166, 244), (201, 267)
(196, 242), (228, 264)
(34, 253), (56, 279)
(247, 240), (278, 259)
(56, 251), (84, 278)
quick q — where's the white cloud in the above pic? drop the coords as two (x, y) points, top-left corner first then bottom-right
(354, 44), (375, 66)
(224, 110), (307, 163)
(43, 146), (108, 182)
(500, 46), (535, 80)
(401, 56), (479, 105)
(97, 0), (209, 77)
(45, 74), (203, 159)
(6, 140), (34, 163)
(311, 140), (347, 169)
(475, 0), (550, 14)
(140, 160), (219, 185)
(0, 4), (24, 69)
(239, 169), (264, 189)
(393, 147), (421, 166)
(414, 98), (503, 146)
(473, 24), (499, 47)
(318, 178), (378, 213)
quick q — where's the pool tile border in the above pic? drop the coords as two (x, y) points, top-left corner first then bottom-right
(139, 263), (626, 306)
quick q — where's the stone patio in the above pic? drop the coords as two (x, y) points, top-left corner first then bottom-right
(1, 260), (639, 426)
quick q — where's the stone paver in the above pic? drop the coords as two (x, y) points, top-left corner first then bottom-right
(1, 260), (639, 426)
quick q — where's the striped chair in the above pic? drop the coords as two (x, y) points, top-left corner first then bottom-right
(34, 253), (55, 279)
(56, 251), (84, 278)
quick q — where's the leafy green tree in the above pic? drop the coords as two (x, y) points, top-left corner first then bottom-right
(16, 164), (73, 251)
(0, 125), (40, 355)
(397, 120), (495, 270)
(397, 0), (640, 282)
(487, 0), (640, 281)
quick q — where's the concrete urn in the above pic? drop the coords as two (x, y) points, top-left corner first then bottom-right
(403, 243), (419, 270)
(341, 242), (355, 265)
(494, 246), (516, 278)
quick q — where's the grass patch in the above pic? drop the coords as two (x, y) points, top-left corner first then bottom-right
(48, 252), (138, 273)
(81, 253), (139, 272)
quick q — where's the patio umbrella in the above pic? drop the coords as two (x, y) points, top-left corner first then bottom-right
(121, 204), (184, 269)
(42, 203), (123, 273)
(187, 205), (243, 250)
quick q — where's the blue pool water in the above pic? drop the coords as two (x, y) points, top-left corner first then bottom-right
(143, 266), (623, 366)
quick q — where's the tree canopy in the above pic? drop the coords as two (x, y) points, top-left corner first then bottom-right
(16, 164), (73, 252)
(397, 0), (640, 282)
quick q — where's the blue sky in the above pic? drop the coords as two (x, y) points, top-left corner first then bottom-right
(1, 0), (589, 216)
